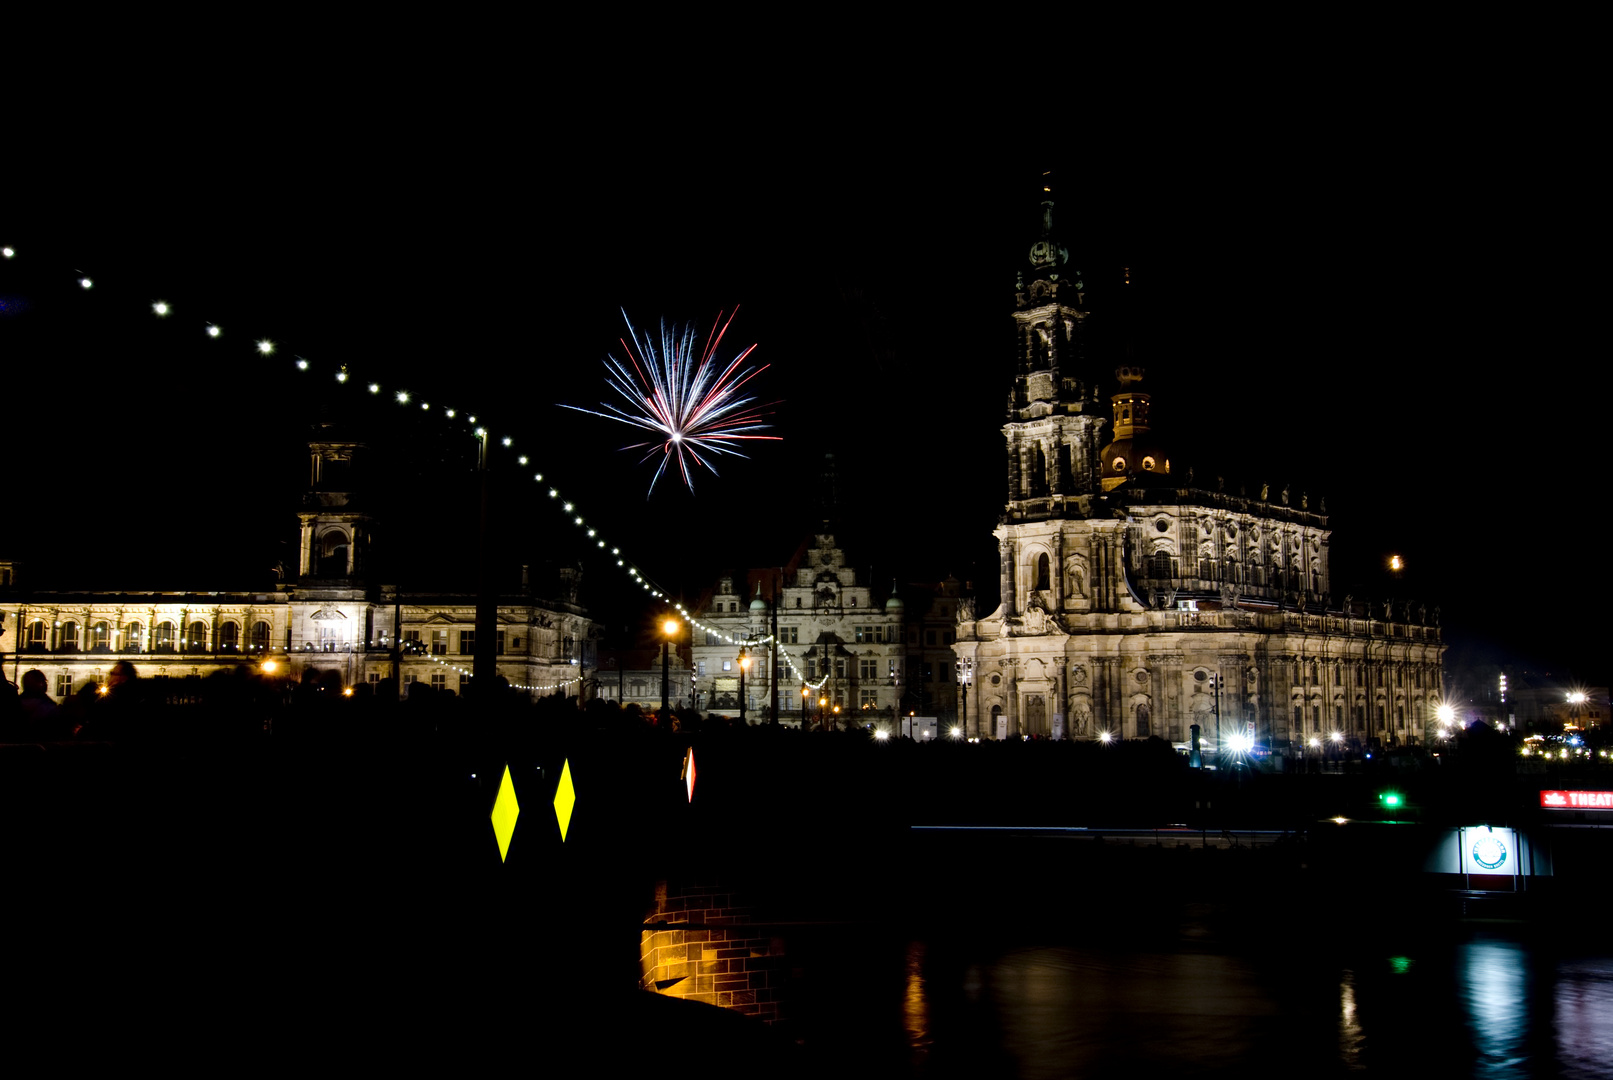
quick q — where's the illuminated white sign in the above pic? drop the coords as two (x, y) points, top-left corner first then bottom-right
(1461, 827), (1517, 875)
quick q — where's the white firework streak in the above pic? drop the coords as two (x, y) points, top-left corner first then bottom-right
(561, 310), (780, 496)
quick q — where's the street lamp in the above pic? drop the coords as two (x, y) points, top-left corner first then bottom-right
(802, 685), (809, 728)
(661, 617), (679, 721)
(957, 659), (973, 739)
(818, 694), (828, 732)
(738, 646), (751, 724)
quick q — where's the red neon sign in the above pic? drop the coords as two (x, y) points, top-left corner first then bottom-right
(1540, 790), (1613, 810)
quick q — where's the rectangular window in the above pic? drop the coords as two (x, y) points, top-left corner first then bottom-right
(834, 659), (846, 679)
(431, 629), (448, 655)
(922, 663), (933, 683)
(889, 659), (898, 678)
(860, 689), (878, 708)
(403, 630), (422, 653)
(368, 672), (381, 684)
(859, 659), (878, 679)
(706, 631), (720, 645)
(939, 662), (950, 683)
(405, 674), (419, 685)
(696, 661), (705, 676)
(460, 630), (476, 655)
(722, 660), (732, 672)
(56, 672), (72, 698)
(431, 672), (446, 691)
(855, 626), (868, 643)
(496, 630), (505, 655)
(1313, 705), (1321, 732)
(785, 626), (798, 644)
(807, 658), (817, 680)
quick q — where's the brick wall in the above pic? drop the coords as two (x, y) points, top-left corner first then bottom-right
(638, 879), (787, 1023)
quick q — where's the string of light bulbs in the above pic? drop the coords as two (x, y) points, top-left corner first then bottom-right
(1, 243), (735, 662)
(417, 651), (582, 694)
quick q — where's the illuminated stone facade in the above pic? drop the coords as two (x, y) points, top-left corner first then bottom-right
(0, 433), (592, 702)
(953, 197), (1445, 750)
(691, 533), (905, 726)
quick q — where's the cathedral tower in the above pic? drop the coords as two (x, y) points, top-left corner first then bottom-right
(1003, 183), (1106, 523)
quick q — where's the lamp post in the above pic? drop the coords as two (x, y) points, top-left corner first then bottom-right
(738, 646), (750, 724)
(957, 659), (972, 739)
(818, 693), (828, 732)
(801, 684), (809, 728)
(661, 617), (678, 722)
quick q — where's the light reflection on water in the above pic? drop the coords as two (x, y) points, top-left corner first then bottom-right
(872, 932), (1613, 1079)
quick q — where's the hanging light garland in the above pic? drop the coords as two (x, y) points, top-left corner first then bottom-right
(4, 246), (848, 699)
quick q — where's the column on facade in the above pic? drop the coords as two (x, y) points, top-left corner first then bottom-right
(299, 522), (313, 578)
(999, 537), (1015, 618)
(1160, 653), (1183, 742)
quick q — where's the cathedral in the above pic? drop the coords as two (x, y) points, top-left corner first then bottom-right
(952, 194), (1445, 751)
(1, 427), (593, 702)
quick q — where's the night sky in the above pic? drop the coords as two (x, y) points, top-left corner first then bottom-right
(3, 130), (1601, 683)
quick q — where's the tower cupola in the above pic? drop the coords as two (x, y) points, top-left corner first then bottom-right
(1097, 365), (1170, 492)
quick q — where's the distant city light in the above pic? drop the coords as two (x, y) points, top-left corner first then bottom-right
(257, 340), (274, 355)
(368, 383), (380, 394)
(207, 324), (221, 337)
(396, 390), (410, 404)
(79, 277), (92, 289)
(1, 247), (13, 258)
(296, 358), (309, 371)
(152, 301), (170, 316)
(1389, 554), (1404, 571)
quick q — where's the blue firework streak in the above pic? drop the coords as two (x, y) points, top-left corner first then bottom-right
(562, 310), (779, 496)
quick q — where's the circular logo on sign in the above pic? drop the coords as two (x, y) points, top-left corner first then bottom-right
(1472, 835), (1508, 871)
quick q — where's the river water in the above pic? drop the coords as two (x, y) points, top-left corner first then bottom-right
(775, 917), (1613, 1078)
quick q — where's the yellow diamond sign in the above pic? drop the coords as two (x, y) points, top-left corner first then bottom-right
(554, 758), (577, 842)
(490, 764), (519, 863)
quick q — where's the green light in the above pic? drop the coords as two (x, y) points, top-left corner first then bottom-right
(1379, 792), (1403, 808)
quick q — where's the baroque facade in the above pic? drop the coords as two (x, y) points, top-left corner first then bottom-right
(689, 532), (905, 726)
(1, 429), (593, 701)
(953, 197), (1444, 749)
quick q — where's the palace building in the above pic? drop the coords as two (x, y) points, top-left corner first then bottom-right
(690, 532), (906, 727)
(952, 195), (1444, 750)
(0, 427), (594, 702)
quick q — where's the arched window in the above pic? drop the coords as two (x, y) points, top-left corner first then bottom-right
(91, 621), (111, 651)
(1031, 445), (1048, 497)
(318, 530), (350, 577)
(1135, 703), (1150, 738)
(219, 622), (240, 653)
(1150, 551), (1171, 580)
(251, 621), (272, 652)
(186, 621), (209, 652)
(125, 621), (144, 653)
(152, 621), (176, 652)
(60, 621), (80, 651)
(1035, 553), (1051, 591)
(26, 620), (48, 650)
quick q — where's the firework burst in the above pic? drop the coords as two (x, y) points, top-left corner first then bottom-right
(562, 310), (780, 496)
